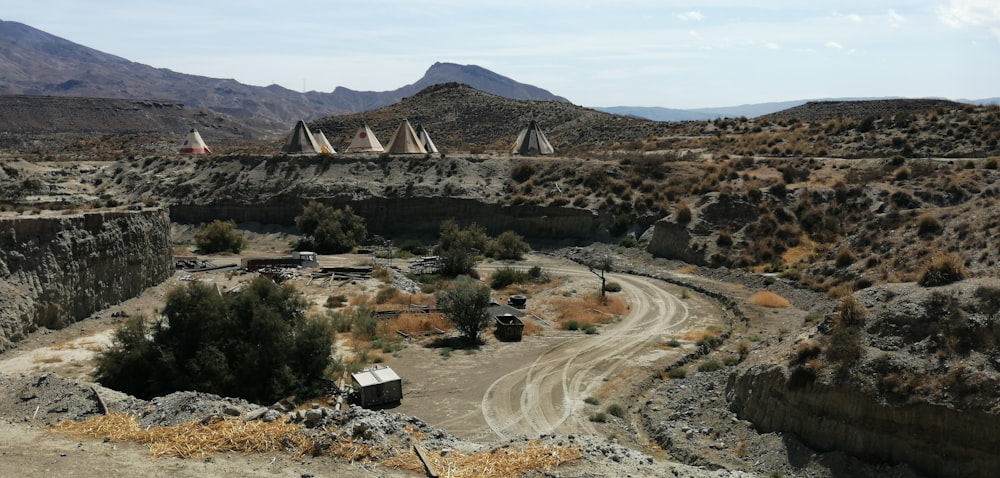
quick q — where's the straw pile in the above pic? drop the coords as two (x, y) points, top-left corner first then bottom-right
(53, 412), (312, 459)
(382, 440), (582, 478)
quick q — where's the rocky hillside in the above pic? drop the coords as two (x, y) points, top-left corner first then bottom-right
(0, 209), (173, 352)
(729, 280), (1000, 478)
(0, 20), (567, 125)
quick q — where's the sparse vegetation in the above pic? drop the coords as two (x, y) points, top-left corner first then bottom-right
(194, 220), (245, 254)
(918, 253), (968, 287)
(749, 291), (791, 308)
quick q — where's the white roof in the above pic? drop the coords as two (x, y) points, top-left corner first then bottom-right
(352, 367), (400, 387)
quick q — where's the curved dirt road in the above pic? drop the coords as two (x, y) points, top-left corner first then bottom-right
(480, 265), (693, 440)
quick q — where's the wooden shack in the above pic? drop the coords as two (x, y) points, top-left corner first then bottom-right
(351, 367), (403, 408)
(494, 314), (525, 341)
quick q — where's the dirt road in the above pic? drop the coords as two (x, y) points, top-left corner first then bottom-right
(393, 256), (723, 443)
(480, 266), (692, 439)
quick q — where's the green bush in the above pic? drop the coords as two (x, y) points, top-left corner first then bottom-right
(95, 277), (333, 403)
(603, 282), (622, 293)
(606, 403), (626, 418)
(667, 368), (687, 379)
(435, 276), (492, 343)
(490, 267), (533, 290)
(584, 396), (600, 406)
(194, 220), (245, 253)
(565, 320), (580, 331)
(583, 325), (599, 334)
(398, 239), (428, 256)
(589, 412), (608, 423)
(295, 202), (367, 254)
(697, 360), (723, 372)
(488, 230), (531, 260)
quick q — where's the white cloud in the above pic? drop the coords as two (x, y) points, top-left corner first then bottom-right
(825, 41), (844, 49)
(938, 0), (1000, 39)
(765, 42), (780, 49)
(847, 14), (864, 24)
(677, 11), (704, 21)
(888, 9), (905, 28)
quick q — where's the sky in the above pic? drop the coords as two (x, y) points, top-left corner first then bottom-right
(4, 1), (1000, 109)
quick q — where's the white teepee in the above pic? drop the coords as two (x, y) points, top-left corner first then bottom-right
(313, 130), (337, 154)
(178, 128), (211, 154)
(345, 123), (384, 153)
(416, 123), (439, 154)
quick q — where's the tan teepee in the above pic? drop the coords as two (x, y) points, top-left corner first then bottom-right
(282, 120), (321, 154)
(313, 130), (336, 154)
(384, 119), (427, 154)
(416, 123), (439, 154)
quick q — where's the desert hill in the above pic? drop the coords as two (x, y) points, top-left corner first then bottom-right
(0, 20), (567, 126)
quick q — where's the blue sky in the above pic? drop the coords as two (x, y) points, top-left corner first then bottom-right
(5, 1), (999, 108)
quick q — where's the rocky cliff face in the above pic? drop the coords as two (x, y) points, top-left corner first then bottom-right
(0, 209), (173, 352)
(728, 281), (1000, 478)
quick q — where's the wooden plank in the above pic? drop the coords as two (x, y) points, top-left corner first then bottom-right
(413, 443), (439, 478)
(91, 386), (109, 415)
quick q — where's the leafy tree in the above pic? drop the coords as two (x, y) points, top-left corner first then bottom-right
(295, 201), (367, 253)
(95, 277), (334, 403)
(488, 230), (530, 260)
(436, 276), (492, 343)
(194, 220), (246, 253)
(437, 220), (489, 277)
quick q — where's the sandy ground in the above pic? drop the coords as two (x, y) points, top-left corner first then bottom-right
(0, 247), (729, 477)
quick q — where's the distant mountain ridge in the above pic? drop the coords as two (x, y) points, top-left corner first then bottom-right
(596, 96), (1000, 121)
(0, 20), (568, 127)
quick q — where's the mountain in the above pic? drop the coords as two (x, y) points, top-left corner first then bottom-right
(596, 95), (998, 122)
(0, 20), (568, 127)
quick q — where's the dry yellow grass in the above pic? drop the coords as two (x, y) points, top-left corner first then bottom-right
(33, 355), (64, 364)
(749, 291), (791, 308)
(53, 413), (313, 459)
(549, 294), (627, 326)
(682, 328), (720, 341)
(673, 264), (697, 274)
(385, 313), (452, 336)
(382, 440), (582, 478)
(782, 235), (819, 266)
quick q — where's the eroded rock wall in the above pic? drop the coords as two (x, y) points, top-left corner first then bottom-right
(0, 209), (172, 352)
(728, 364), (1000, 478)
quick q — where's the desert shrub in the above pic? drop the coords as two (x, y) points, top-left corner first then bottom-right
(605, 404), (626, 418)
(564, 320), (580, 331)
(325, 294), (348, 308)
(723, 355), (741, 366)
(675, 201), (692, 223)
(295, 202), (367, 254)
(397, 239), (427, 256)
(667, 368), (687, 379)
(697, 361), (723, 372)
(194, 220), (245, 254)
(716, 229), (734, 247)
(793, 339), (823, 364)
(437, 220), (489, 277)
(918, 253), (968, 287)
(603, 282), (622, 293)
(749, 291), (791, 308)
(583, 324), (598, 334)
(837, 295), (866, 326)
(893, 166), (911, 181)
(834, 247), (856, 267)
(375, 286), (399, 304)
(488, 230), (530, 260)
(584, 396), (600, 406)
(618, 236), (639, 248)
(489, 267), (532, 289)
(511, 162), (537, 182)
(589, 412), (608, 423)
(916, 214), (943, 235)
(95, 277), (333, 403)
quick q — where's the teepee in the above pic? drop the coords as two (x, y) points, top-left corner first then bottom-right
(282, 120), (321, 154)
(416, 123), (439, 154)
(178, 128), (211, 154)
(345, 123), (384, 153)
(511, 120), (554, 155)
(313, 130), (336, 154)
(385, 119), (427, 154)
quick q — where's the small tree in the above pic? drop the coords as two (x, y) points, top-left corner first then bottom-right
(437, 220), (489, 277)
(435, 276), (492, 343)
(488, 230), (531, 260)
(295, 201), (367, 254)
(589, 256), (614, 302)
(194, 220), (245, 253)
